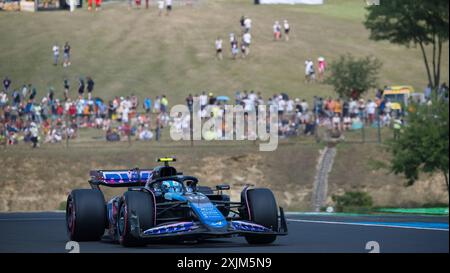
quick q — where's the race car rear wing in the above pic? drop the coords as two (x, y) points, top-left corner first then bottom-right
(89, 169), (154, 188)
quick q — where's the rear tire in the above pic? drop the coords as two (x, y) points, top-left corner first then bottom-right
(66, 189), (106, 242)
(242, 188), (278, 244)
(117, 191), (155, 247)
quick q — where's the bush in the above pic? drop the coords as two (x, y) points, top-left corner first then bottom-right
(325, 54), (382, 99)
(332, 191), (373, 212)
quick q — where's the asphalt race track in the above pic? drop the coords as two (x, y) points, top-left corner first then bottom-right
(0, 212), (448, 253)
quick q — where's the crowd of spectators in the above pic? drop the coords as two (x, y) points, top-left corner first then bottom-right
(2, 74), (448, 148)
(0, 77), (173, 147)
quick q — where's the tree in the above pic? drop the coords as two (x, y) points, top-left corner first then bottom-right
(389, 99), (449, 198)
(364, 0), (449, 90)
(325, 54), (382, 99)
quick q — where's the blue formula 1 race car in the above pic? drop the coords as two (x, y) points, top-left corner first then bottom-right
(65, 157), (288, 247)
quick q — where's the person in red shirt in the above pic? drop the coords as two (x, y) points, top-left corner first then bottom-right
(88, 0), (102, 11)
(57, 104), (64, 117)
(69, 104), (77, 118)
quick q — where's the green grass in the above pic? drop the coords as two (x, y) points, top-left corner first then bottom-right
(0, 0), (448, 106)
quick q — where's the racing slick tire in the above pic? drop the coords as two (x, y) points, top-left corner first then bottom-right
(242, 188), (278, 244)
(117, 190), (155, 247)
(66, 189), (107, 241)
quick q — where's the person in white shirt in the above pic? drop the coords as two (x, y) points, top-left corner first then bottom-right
(366, 99), (377, 124)
(343, 116), (352, 131)
(229, 33), (236, 45)
(300, 99), (309, 113)
(273, 21), (281, 41)
(243, 97), (255, 113)
(384, 99), (392, 116)
(244, 17), (252, 33)
(283, 20), (290, 41)
(304, 60), (310, 77)
(305, 60), (314, 83)
(349, 98), (358, 117)
(153, 96), (161, 113)
(0, 91), (8, 107)
(248, 91), (257, 102)
(199, 92), (208, 110)
(69, 0), (76, 12)
(215, 37), (223, 60)
(157, 0), (164, 16)
(242, 32), (251, 56)
(332, 113), (341, 131)
(139, 125), (153, 141)
(122, 106), (130, 124)
(52, 44), (59, 66)
(286, 99), (294, 114)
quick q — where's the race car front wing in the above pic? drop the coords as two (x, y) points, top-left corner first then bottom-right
(128, 207), (288, 240)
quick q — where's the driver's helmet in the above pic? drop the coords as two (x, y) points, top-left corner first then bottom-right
(161, 180), (183, 194)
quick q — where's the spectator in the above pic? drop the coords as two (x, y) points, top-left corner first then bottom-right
(424, 84), (432, 100)
(240, 15), (246, 32)
(334, 98), (342, 117)
(242, 32), (251, 57)
(160, 95), (168, 113)
(87, 77), (95, 96)
(64, 79), (70, 100)
(273, 21), (281, 41)
(78, 77), (85, 96)
(366, 99), (377, 125)
(29, 122), (39, 148)
(3, 77), (11, 93)
(215, 37), (223, 60)
(231, 37), (239, 59)
(186, 94), (193, 112)
(157, 0), (164, 16)
(343, 115), (352, 131)
(144, 97), (152, 113)
(304, 59), (315, 84)
(332, 113), (341, 131)
(244, 16), (252, 33)
(63, 42), (71, 68)
(52, 43), (59, 66)
(165, 0), (172, 16)
(317, 57), (326, 82)
(106, 128), (120, 141)
(154, 96), (161, 113)
(438, 82), (448, 100)
(139, 124), (153, 140)
(199, 92), (208, 110)
(88, 0), (102, 11)
(68, 0), (76, 12)
(283, 19), (290, 41)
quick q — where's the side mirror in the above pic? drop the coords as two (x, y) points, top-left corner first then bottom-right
(216, 184), (230, 191)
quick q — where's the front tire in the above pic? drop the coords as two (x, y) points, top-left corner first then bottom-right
(242, 188), (279, 244)
(117, 191), (155, 247)
(66, 189), (106, 241)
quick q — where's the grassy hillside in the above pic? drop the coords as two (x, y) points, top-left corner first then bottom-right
(0, 0), (448, 105)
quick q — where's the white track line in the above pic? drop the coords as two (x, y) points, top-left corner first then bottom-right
(287, 219), (449, 232)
